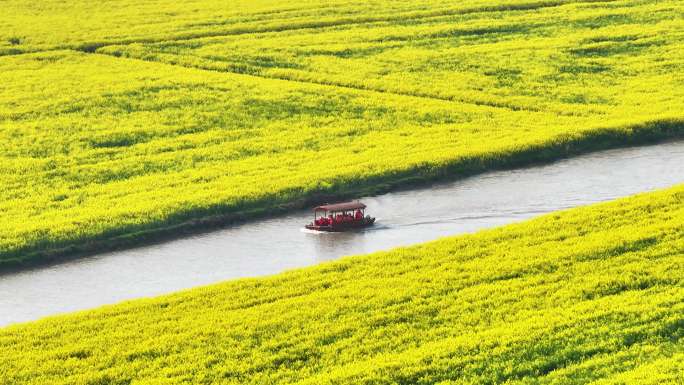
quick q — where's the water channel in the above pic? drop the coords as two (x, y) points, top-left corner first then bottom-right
(1, 141), (683, 326)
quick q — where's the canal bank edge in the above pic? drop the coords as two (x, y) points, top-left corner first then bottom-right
(2, 118), (683, 273)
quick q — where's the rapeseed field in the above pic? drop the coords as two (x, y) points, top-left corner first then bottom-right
(1, 0), (684, 267)
(1, 185), (682, 384)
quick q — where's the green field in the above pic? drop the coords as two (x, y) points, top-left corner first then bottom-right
(1, 0), (683, 268)
(1, 185), (682, 384)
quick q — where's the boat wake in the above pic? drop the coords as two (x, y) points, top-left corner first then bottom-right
(300, 228), (330, 235)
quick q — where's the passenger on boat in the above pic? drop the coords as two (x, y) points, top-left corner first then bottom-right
(355, 209), (363, 220)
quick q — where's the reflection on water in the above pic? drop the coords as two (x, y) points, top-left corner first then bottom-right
(1, 141), (684, 326)
(307, 230), (366, 262)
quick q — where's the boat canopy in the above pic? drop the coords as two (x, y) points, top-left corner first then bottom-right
(314, 201), (366, 212)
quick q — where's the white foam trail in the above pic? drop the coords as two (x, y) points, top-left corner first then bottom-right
(300, 228), (327, 234)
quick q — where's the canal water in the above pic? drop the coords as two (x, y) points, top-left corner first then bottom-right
(1, 141), (683, 326)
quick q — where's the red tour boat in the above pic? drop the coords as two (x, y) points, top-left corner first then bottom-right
(305, 201), (375, 232)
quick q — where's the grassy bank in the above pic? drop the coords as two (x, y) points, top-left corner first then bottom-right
(2, 117), (682, 272)
(2, 0), (684, 268)
(1, 185), (682, 384)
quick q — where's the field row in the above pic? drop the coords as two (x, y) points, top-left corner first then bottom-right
(1, 0), (610, 54)
(98, 0), (684, 116)
(1, 184), (682, 384)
